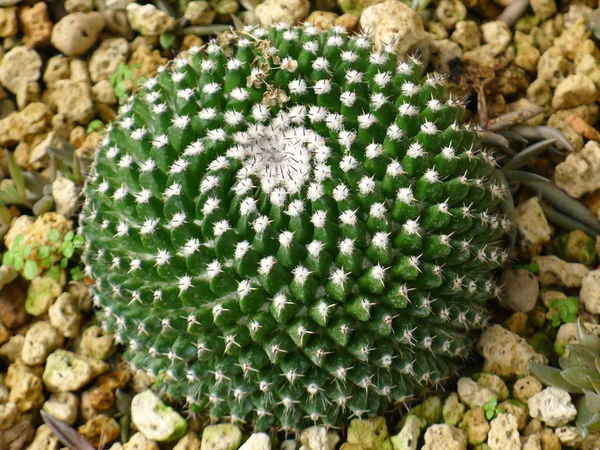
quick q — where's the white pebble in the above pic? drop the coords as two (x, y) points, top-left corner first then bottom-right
(43, 391), (79, 425)
(457, 377), (496, 409)
(528, 387), (577, 427)
(239, 433), (271, 450)
(131, 390), (188, 442)
(21, 321), (64, 365)
(201, 424), (243, 450)
(580, 270), (600, 314)
(488, 413), (521, 450)
(43, 349), (109, 392)
(422, 424), (467, 450)
(477, 325), (546, 378)
(51, 12), (105, 56)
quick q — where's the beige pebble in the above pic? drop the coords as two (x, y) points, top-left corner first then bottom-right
(51, 12), (105, 56)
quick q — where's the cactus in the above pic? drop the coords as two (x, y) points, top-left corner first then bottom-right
(81, 24), (510, 430)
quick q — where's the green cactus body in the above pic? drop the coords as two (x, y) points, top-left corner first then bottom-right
(81, 24), (509, 430)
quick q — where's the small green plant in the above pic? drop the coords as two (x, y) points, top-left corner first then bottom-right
(2, 228), (85, 281)
(514, 262), (539, 273)
(1, 146), (85, 217)
(0, 201), (12, 239)
(482, 398), (504, 420)
(2, 233), (36, 279)
(109, 63), (142, 104)
(159, 32), (177, 50)
(86, 119), (105, 134)
(549, 296), (579, 328)
(0, 149), (28, 207)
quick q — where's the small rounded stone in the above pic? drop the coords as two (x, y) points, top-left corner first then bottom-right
(254, 0), (310, 25)
(43, 392), (80, 425)
(51, 12), (105, 56)
(498, 269), (539, 313)
(78, 414), (121, 447)
(0, 46), (42, 95)
(131, 390), (188, 442)
(21, 321), (64, 365)
(125, 3), (176, 36)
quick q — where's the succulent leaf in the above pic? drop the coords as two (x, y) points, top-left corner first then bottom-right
(577, 399), (600, 436)
(578, 319), (600, 353)
(586, 390), (600, 413)
(529, 362), (584, 394)
(561, 368), (600, 392)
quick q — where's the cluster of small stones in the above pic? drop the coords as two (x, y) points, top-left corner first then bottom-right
(80, 23), (510, 430)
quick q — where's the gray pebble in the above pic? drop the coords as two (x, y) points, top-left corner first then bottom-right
(499, 269), (539, 313)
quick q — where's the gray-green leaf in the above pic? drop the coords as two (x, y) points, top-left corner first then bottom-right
(585, 390), (600, 413)
(529, 362), (583, 393)
(562, 367), (600, 392)
(578, 319), (600, 353)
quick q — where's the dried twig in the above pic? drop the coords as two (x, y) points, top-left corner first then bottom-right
(41, 410), (96, 450)
(487, 106), (546, 131)
(475, 86), (489, 128)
